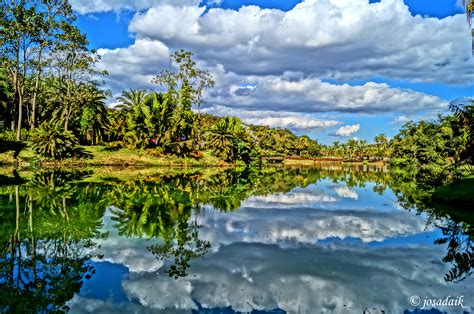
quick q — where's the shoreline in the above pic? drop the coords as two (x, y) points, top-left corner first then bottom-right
(0, 145), (388, 168)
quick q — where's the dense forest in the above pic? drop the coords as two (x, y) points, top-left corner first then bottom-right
(0, 1), (472, 191)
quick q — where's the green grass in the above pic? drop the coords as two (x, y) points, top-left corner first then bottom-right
(0, 144), (227, 167)
(432, 175), (474, 205)
(0, 144), (36, 165)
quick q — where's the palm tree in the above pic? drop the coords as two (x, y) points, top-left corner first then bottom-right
(80, 91), (109, 145)
(346, 139), (358, 159)
(208, 117), (238, 161)
(124, 92), (175, 149)
(449, 99), (473, 162)
(331, 141), (342, 157)
(0, 67), (12, 130)
(295, 136), (309, 156)
(356, 140), (368, 159)
(116, 89), (148, 112)
(374, 133), (389, 158)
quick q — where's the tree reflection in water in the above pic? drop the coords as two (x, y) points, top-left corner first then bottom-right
(0, 164), (472, 311)
(428, 206), (473, 283)
(0, 170), (108, 313)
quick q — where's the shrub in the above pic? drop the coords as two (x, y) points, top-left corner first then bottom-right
(146, 148), (163, 157)
(104, 141), (123, 151)
(30, 122), (82, 160)
(190, 151), (204, 159)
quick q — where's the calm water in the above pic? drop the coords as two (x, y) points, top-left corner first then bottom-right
(0, 166), (472, 313)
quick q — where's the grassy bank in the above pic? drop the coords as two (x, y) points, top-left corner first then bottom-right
(0, 145), (228, 167)
(282, 158), (386, 167)
(432, 175), (474, 205)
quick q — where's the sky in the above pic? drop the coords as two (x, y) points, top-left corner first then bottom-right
(72, 0), (474, 144)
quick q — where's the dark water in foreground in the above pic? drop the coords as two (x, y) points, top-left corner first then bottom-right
(0, 166), (472, 313)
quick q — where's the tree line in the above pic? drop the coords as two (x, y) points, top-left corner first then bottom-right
(0, 0), (472, 173)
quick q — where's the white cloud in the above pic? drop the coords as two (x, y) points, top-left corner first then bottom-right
(91, 0), (470, 122)
(243, 192), (338, 207)
(127, 0), (474, 83)
(205, 74), (449, 114)
(203, 105), (341, 130)
(96, 42), (450, 116)
(334, 124), (360, 136)
(70, 0), (200, 14)
(391, 115), (412, 125)
(196, 202), (427, 244)
(334, 186), (359, 199)
(96, 39), (170, 93)
(87, 0), (474, 135)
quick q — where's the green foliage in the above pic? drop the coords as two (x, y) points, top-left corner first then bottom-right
(389, 112), (472, 186)
(248, 125), (320, 157)
(0, 170), (107, 313)
(30, 122), (90, 160)
(208, 117), (259, 164)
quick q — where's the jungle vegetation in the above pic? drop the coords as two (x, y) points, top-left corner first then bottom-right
(0, 1), (472, 193)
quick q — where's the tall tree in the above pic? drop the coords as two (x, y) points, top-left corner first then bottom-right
(374, 133), (389, 158)
(152, 50), (214, 148)
(465, 0), (474, 51)
(116, 89), (148, 112)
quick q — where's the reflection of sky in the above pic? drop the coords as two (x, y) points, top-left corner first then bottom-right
(68, 180), (473, 313)
(243, 179), (401, 212)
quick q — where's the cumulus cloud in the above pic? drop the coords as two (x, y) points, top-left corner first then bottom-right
(204, 74), (449, 114)
(70, 0), (200, 14)
(127, 0), (473, 83)
(90, 0), (470, 125)
(95, 40), (450, 116)
(196, 203), (426, 244)
(202, 105), (340, 130)
(391, 115), (412, 125)
(96, 39), (170, 93)
(334, 124), (360, 136)
(96, 40), (449, 115)
(242, 192), (338, 208)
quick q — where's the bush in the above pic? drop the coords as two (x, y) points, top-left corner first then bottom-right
(146, 148), (163, 157)
(30, 122), (83, 160)
(0, 129), (16, 141)
(189, 151), (204, 159)
(104, 141), (123, 151)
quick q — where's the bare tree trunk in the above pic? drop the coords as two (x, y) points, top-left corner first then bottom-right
(16, 91), (23, 140)
(30, 45), (43, 130)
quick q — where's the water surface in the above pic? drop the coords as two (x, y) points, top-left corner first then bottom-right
(0, 166), (472, 313)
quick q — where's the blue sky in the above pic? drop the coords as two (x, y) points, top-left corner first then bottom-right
(73, 0), (473, 144)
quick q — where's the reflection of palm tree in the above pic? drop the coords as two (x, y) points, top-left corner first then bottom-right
(109, 180), (193, 239)
(109, 177), (211, 278)
(148, 220), (211, 279)
(0, 170), (108, 313)
(433, 215), (473, 283)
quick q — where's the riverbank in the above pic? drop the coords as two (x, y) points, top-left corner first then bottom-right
(0, 145), (228, 167)
(0, 144), (388, 168)
(282, 158), (386, 167)
(432, 175), (474, 205)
